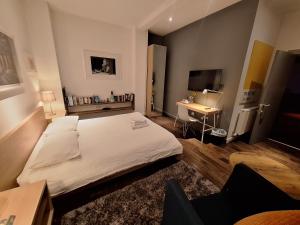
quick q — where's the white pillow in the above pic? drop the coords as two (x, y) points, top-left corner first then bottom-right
(30, 131), (80, 169)
(44, 116), (79, 135)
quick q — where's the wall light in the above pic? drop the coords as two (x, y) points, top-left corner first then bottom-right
(168, 17), (173, 22)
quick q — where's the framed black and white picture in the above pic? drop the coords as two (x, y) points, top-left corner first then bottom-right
(84, 50), (121, 80)
(0, 29), (24, 100)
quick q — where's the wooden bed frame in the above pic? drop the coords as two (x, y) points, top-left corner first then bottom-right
(0, 107), (47, 191)
(52, 156), (179, 213)
(0, 107), (181, 202)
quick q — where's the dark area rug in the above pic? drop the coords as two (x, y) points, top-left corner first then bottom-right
(60, 161), (219, 225)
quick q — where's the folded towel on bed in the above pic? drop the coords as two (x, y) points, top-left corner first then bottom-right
(131, 121), (149, 129)
(130, 114), (149, 129)
(131, 120), (147, 126)
(131, 118), (147, 124)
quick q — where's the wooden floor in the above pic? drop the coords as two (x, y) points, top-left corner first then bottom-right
(150, 115), (300, 200)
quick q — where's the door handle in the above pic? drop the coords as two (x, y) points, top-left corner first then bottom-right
(260, 104), (270, 107)
(259, 104), (271, 124)
(259, 103), (271, 113)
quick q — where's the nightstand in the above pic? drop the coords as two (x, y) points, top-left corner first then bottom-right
(45, 110), (66, 123)
(0, 181), (53, 225)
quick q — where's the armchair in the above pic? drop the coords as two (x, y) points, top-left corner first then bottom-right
(161, 164), (300, 225)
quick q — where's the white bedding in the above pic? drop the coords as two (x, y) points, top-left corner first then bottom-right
(17, 112), (182, 196)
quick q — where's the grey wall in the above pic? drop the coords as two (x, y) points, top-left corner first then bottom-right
(163, 0), (258, 130)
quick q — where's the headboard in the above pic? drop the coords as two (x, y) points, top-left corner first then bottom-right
(0, 106), (47, 191)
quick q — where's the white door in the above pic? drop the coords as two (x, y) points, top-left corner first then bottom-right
(249, 51), (296, 144)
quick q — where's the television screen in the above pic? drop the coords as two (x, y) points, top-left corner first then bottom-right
(188, 69), (222, 91)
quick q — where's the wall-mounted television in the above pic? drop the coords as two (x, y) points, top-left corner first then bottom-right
(188, 69), (223, 91)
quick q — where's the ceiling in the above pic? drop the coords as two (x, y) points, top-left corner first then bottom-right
(46, 0), (300, 36)
(46, 0), (241, 35)
(266, 0), (300, 14)
(147, 0), (241, 35)
(46, 0), (171, 28)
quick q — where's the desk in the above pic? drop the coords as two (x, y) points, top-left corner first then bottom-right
(176, 101), (221, 142)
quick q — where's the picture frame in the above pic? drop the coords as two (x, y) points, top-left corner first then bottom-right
(83, 50), (121, 80)
(0, 28), (24, 100)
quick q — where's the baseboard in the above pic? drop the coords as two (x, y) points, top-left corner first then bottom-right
(163, 111), (176, 119)
(268, 138), (300, 151)
(155, 107), (163, 113)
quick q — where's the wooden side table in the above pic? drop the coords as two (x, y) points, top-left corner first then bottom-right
(0, 181), (53, 225)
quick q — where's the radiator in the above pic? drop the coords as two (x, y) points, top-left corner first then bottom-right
(235, 106), (258, 136)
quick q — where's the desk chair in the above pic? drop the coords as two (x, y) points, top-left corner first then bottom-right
(174, 104), (199, 137)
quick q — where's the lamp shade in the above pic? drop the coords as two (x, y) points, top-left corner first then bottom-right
(41, 91), (56, 102)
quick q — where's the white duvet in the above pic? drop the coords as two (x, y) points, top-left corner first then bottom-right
(17, 112), (182, 196)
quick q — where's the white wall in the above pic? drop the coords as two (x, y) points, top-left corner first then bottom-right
(0, 0), (39, 138)
(276, 10), (300, 51)
(51, 10), (134, 101)
(132, 28), (148, 114)
(24, 0), (65, 112)
(227, 0), (282, 141)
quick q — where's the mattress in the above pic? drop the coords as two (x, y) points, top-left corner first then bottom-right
(17, 112), (182, 196)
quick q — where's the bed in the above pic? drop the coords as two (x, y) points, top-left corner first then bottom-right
(17, 112), (182, 196)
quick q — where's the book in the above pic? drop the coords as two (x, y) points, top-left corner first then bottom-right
(72, 96), (77, 105)
(67, 96), (73, 106)
(78, 97), (84, 105)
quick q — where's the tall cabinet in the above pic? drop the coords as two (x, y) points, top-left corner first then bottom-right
(146, 44), (167, 117)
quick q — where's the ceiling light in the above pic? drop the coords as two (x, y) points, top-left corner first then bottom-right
(168, 17), (173, 22)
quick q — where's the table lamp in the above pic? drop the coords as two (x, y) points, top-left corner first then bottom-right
(202, 89), (223, 109)
(41, 91), (56, 115)
(202, 89), (223, 94)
